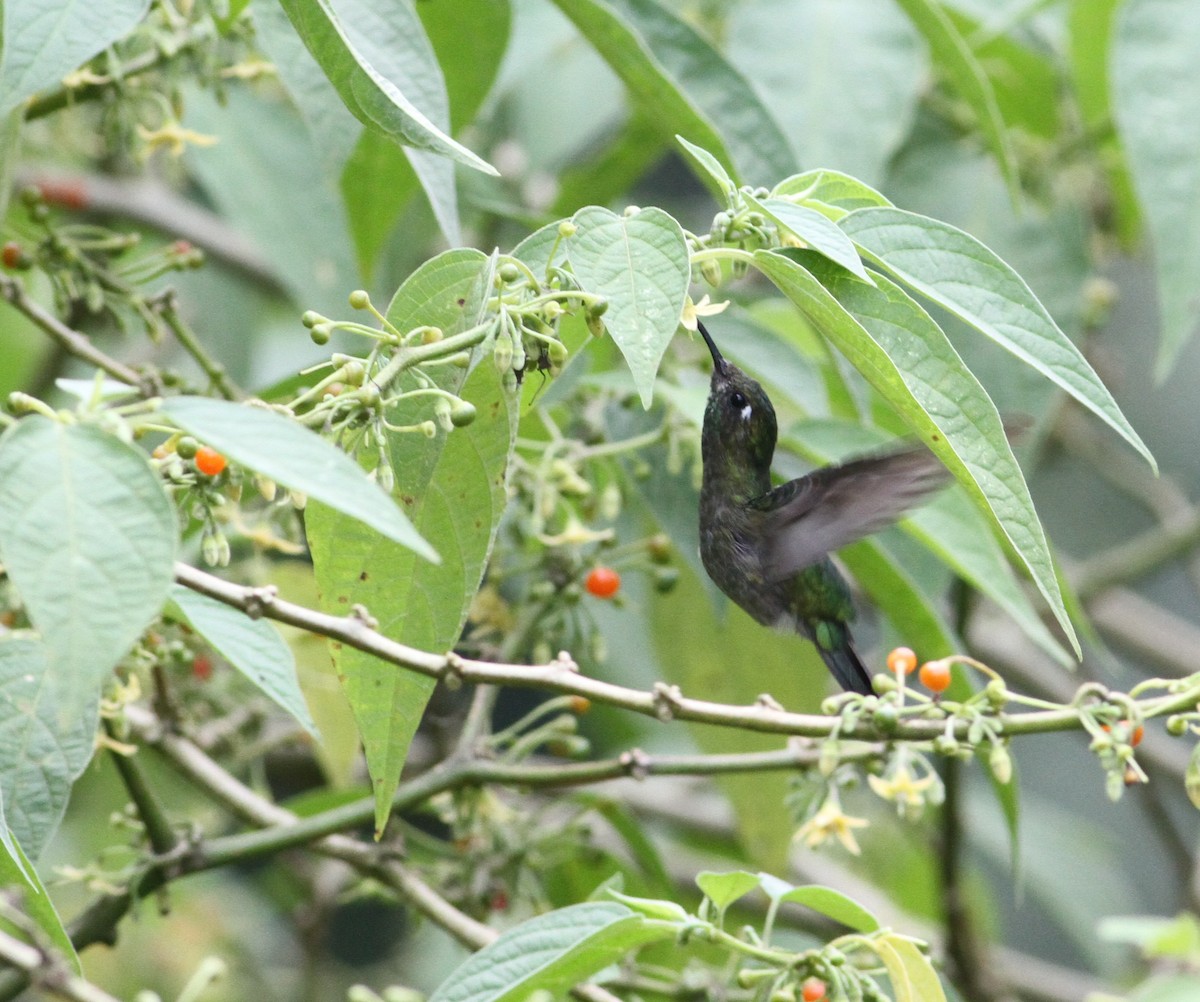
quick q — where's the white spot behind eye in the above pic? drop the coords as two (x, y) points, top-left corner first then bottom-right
(740, 405), (752, 422)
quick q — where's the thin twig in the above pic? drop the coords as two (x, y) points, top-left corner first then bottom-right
(173, 562), (1200, 743)
(0, 275), (144, 388)
(0, 927), (122, 1002)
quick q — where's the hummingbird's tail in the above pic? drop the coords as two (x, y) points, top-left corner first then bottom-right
(819, 643), (874, 695)
(809, 619), (874, 695)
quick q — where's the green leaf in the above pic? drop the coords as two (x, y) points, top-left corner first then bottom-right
(274, 0), (495, 175)
(675, 135), (736, 201)
(907, 493), (1072, 666)
(874, 933), (947, 1002)
(649, 559), (822, 871)
(889, 0), (1018, 198)
(774, 883), (881, 934)
(548, 0), (795, 185)
(429, 902), (673, 1002)
(840, 207), (1156, 472)
(0, 824), (78, 973)
(941, 5), (1060, 140)
(1067, 0), (1140, 245)
(568, 205), (690, 408)
(0, 418), (177, 682)
(160, 396), (436, 562)
(0, 0), (149, 115)
(753, 248), (1078, 654)
(182, 85), (358, 312)
(1112, 0), (1200, 376)
(726, 0), (922, 186)
(418, 0), (511, 135)
(0, 634), (95, 858)
(307, 249), (514, 834)
(772, 169), (893, 212)
(747, 193), (872, 283)
(166, 584), (318, 738)
(696, 870), (761, 912)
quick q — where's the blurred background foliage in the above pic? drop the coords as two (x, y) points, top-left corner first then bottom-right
(4, 0), (1200, 999)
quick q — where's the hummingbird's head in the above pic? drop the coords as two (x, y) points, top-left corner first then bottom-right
(697, 321), (777, 474)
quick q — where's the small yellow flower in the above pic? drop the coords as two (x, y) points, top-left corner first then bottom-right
(137, 122), (219, 159)
(537, 516), (615, 548)
(680, 294), (729, 331)
(795, 795), (869, 855)
(868, 762), (937, 820)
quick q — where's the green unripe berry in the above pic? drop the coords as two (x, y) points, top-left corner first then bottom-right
(175, 436), (199, 459)
(588, 297), (609, 318)
(348, 289), (370, 309)
(450, 399), (477, 427)
(1167, 715), (1189, 737)
(557, 220), (577, 238)
(301, 310), (323, 328)
(497, 262), (522, 284)
(546, 339), (568, 364)
(310, 324), (332, 345)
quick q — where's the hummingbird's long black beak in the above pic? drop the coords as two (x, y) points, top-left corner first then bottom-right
(696, 320), (727, 375)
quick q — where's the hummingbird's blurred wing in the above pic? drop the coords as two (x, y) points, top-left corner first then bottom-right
(751, 445), (949, 581)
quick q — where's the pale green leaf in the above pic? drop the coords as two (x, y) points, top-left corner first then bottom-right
(429, 902), (674, 1002)
(0, 418), (177, 682)
(772, 169), (893, 212)
(775, 883), (881, 933)
(727, 0), (922, 186)
(307, 249), (514, 834)
(875, 933), (947, 1002)
(696, 870), (761, 911)
(747, 193), (872, 282)
(889, 0), (1018, 197)
(0, 0), (149, 115)
(676, 135), (736, 200)
(840, 207), (1156, 472)
(160, 396), (436, 561)
(0, 821), (77, 972)
(274, 0), (495, 174)
(754, 248), (1078, 654)
(166, 584), (318, 738)
(568, 205), (690, 408)
(0, 634), (96, 859)
(549, 0), (794, 185)
(1112, 0), (1200, 376)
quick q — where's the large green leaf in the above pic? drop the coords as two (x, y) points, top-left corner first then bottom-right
(568, 205), (690, 408)
(307, 249), (516, 834)
(166, 584), (318, 738)
(160, 396), (435, 561)
(0, 0), (149, 115)
(747, 193), (872, 282)
(1112, 0), (1200, 377)
(549, 0), (794, 185)
(889, 0), (1018, 197)
(840, 207), (1155, 472)
(650, 558), (823, 872)
(1067, 0), (1139, 246)
(726, 0), (922, 186)
(429, 902), (674, 1002)
(874, 932), (948, 1002)
(274, 0), (495, 175)
(754, 249), (1078, 653)
(0, 418), (177, 682)
(0, 635), (95, 858)
(0, 419), (175, 855)
(0, 812), (76, 972)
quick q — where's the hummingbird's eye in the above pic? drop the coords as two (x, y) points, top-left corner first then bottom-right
(730, 391), (747, 409)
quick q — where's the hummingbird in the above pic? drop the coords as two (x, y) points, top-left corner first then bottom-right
(695, 320), (951, 694)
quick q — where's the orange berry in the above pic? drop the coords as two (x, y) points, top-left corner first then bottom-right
(918, 660), (952, 693)
(194, 445), (227, 476)
(801, 978), (826, 1002)
(568, 696), (592, 715)
(2, 241), (25, 269)
(585, 566), (620, 598)
(191, 654), (213, 681)
(887, 646), (917, 675)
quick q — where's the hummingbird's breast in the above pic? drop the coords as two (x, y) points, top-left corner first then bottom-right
(697, 493), (788, 627)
